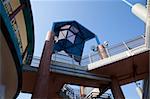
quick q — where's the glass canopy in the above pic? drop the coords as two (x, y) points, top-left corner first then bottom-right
(52, 21), (95, 63)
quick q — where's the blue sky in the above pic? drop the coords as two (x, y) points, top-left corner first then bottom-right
(17, 0), (146, 98)
(31, 0), (146, 57)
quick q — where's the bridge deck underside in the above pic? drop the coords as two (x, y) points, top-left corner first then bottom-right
(21, 51), (149, 98)
(90, 51), (149, 85)
(22, 69), (110, 98)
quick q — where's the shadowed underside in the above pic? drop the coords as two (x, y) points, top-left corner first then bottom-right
(21, 50), (149, 98)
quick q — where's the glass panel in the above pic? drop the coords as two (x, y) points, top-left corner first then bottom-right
(61, 25), (71, 29)
(61, 30), (67, 37)
(67, 30), (74, 37)
(67, 35), (75, 43)
(70, 26), (79, 33)
(58, 31), (66, 40)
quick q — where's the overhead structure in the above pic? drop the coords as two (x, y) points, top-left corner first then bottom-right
(52, 21), (95, 63)
(122, 0), (148, 23)
(0, 0), (34, 98)
(132, 3), (147, 23)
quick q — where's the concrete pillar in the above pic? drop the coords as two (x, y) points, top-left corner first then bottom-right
(111, 77), (125, 99)
(97, 45), (108, 59)
(32, 31), (54, 99)
(80, 45), (108, 98)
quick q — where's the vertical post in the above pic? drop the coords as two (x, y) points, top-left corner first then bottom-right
(32, 31), (54, 99)
(111, 77), (125, 99)
(89, 53), (92, 63)
(142, 76), (149, 99)
(105, 47), (110, 57)
(80, 86), (85, 98)
(145, 0), (150, 48)
(72, 55), (74, 64)
(123, 41), (130, 51)
(143, 2), (150, 98)
(95, 35), (108, 59)
(97, 45), (108, 59)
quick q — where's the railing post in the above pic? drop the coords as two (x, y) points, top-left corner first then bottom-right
(89, 53), (92, 63)
(123, 41), (130, 51)
(123, 41), (133, 56)
(72, 55), (74, 64)
(105, 47), (110, 57)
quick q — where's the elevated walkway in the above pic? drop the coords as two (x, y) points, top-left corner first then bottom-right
(21, 35), (149, 98)
(22, 60), (111, 98)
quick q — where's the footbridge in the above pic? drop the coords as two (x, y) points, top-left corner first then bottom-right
(21, 35), (149, 98)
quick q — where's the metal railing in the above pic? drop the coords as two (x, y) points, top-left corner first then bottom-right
(30, 35), (145, 67)
(107, 35), (145, 56)
(81, 35), (145, 65)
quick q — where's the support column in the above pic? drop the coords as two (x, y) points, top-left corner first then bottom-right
(32, 31), (54, 99)
(80, 86), (85, 98)
(111, 77), (125, 99)
(97, 45), (108, 59)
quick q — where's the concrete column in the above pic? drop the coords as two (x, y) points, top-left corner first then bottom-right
(32, 31), (54, 99)
(97, 45), (108, 59)
(111, 77), (125, 99)
(80, 45), (108, 98)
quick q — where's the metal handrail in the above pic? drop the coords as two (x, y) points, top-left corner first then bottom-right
(29, 35), (145, 67)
